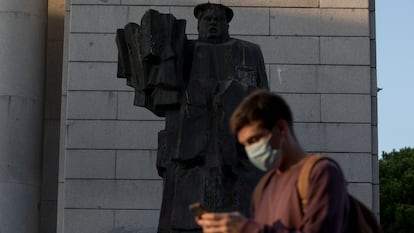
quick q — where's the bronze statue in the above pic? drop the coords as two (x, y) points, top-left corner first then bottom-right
(116, 3), (268, 233)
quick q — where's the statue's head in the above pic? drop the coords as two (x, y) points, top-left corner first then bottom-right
(194, 3), (233, 43)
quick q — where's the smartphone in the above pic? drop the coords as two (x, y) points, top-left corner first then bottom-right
(188, 202), (208, 217)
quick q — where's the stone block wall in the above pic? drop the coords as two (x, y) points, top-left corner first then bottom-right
(60, 0), (378, 232)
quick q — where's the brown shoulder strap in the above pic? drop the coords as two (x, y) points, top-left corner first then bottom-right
(297, 155), (325, 213)
(252, 170), (275, 209)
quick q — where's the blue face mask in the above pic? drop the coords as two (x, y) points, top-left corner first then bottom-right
(245, 136), (278, 171)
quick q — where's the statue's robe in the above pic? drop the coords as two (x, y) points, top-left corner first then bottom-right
(157, 39), (268, 232)
(116, 10), (268, 233)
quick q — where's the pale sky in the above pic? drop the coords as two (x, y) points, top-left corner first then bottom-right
(377, 0), (414, 153)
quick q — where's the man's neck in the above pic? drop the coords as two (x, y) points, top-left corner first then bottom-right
(277, 141), (306, 172)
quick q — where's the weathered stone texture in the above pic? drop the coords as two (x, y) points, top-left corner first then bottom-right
(348, 183), (373, 209)
(114, 210), (160, 233)
(295, 123), (371, 153)
(66, 120), (164, 149)
(321, 94), (371, 123)
(280, 94), (320, 122)
(320, 37), (370, 65)
(66, 150), (116, 179)
(326, 153), (372, 183)
(235, 35), (320, 64)
(67, 91), (118, 119)
(60, 1), (378, 232)
(116, 150), (160, 179)
(65, 180), (163, 209)
(68, 62), (129, 91)
(70, 5), (128, 33)
(69, 33), (117, 62)
(117, 92), (164, 120)
(320, 0), (369, 8)
(64, 209), (115, 233)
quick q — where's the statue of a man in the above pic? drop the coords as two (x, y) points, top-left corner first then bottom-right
(116, 3), (268, 233)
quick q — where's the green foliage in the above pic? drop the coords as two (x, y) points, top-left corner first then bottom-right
(380, 147), (414, 233)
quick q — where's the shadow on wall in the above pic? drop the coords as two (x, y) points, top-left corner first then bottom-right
(39, 0), (65, 233)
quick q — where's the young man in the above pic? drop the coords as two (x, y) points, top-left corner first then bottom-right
(196, 90), (350, 233)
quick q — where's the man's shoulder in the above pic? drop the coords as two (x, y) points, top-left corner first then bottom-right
(309, 157), (346, 181)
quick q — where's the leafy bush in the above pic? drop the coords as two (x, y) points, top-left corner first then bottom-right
(380, 147), (414, 233)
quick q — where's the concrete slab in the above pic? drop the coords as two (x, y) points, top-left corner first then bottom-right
(320, 37), (370, 65)
(71, 0), (120, 4)
(270, 65), (318, 93)
(68, 33), (117, 62)
(121, 0), (220, 6)
(116, 150), (160, 179)
(235, 35), (319, 64)
(222, 0), (318, 7)
(0, 96), (43, 169)
(70, 5), (128, 33)
(295, 123), (372, 153)
(64, 209), (115, 233)
(65, 180), (163, 209)
(127, 5), (170, 23)
(321, 94), (371, 123)
(320, 9), (369, 36)
(68, 62), (131, 91)
(0, 12), (46, 98)
(0, 183), (40, 233)
(230, 7), (269, 35)
(348, 182), (372, 209)
(169, 6), (198, 35)
(372, 184), (380, 214)
(66, 150), (116, 179)
(279, 93), (320, 122)
(114, 210), (160, 233)
(67, 91), (117, 119)
(326, 153), (372, 183)
(117, 92), (164, 120)
(318, 65), (371, 94)
(66, 120), (164, 149)
(320, 0), (369, 8)
(271, 8), (320, 36)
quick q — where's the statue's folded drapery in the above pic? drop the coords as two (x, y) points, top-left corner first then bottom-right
(115, 6), (269, 232)
(116, 9), (187, 117)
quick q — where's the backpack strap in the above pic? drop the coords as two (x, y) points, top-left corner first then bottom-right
(252, 169), (275, 211)
(297, 155), (325, 214)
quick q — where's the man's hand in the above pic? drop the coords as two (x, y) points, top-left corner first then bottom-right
(195, 212), (248, 233)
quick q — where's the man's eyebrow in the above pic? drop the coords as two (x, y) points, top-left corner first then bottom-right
(247, 137), (258, 142)
(246, 133), (265, 143)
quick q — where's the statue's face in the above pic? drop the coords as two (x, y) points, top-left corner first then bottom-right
(197, 8), (229, 43)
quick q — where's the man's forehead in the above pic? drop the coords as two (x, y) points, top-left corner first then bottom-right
(239, 122), (266, 135)
(237, 122), (269, 144)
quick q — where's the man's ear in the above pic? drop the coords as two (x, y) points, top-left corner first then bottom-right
(275, 119), (289, 136)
